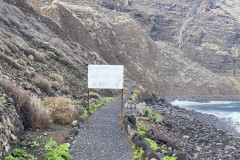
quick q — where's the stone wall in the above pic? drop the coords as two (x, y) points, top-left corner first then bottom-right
(0, 90), (24, 159)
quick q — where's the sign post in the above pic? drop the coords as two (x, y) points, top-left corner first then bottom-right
(120, 89), (123, 130)
(87, 89), (90, 129)
(88, 65), (124, 130)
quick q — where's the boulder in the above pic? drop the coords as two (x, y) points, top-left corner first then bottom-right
(173, 150), (191, 160)
(155, 118), (163, 124)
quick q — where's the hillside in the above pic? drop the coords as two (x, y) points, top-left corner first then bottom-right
(1, 0), (240, 98)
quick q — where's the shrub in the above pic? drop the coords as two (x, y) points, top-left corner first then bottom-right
(29, 95), (51, 129)
(28, 48), (46, 62)
(0, 78), (51, 129)
(33, 75), (51, 94)
(163, 156), (178, 160)
(133, 148), (144, 160)
(5, 148), (37, 160)
(44, 140), (72, 160)
(61, 86), (70, 95)
(89, 92), (100, 99)
(49, 74), (64, 85)
(144, 138), (158, 151)
(43, 97), (77, 125)
(0, 52), (23, 70)
(137, 126), (147, 136)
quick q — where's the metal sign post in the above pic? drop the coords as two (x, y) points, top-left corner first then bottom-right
(120, 89), (123, 130)
(87, 89), (90, 129)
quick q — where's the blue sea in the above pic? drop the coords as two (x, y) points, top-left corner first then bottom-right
(171, 100), (240, 133)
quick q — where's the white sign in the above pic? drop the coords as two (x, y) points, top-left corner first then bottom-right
(88, 65), (124, 89)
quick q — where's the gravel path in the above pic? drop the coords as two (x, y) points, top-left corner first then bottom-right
(70, 84), (133, 160)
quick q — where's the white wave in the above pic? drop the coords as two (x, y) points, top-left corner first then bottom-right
(171, 100), (203, 106)
(227, 112), (240, 123)
(218, 105), (237, 109)
(171, 100), (236, 107)
(208, 101), (236, 105)
(225, 112), (240, 132)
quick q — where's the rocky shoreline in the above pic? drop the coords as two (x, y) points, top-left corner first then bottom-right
(125, 96), (240, 160)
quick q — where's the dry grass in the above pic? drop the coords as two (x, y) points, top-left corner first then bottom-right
(32, 75), (51, 94)
(43, 97), (77, 125)
(0, 52), (23, 70)
(29, 95), (52, 129)
(49, 73), (64, 85)
(61, 86), (70, 95)
(0, 78), (51, 129)
(28, 48), (46, 62)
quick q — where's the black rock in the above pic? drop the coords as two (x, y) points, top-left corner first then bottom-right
(143, 148), (160, 160)
(128, 115), (136, 126)
(174, 150), (191, 160)
(132, 134), (147, 150)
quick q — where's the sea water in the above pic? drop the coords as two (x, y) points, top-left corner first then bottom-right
(171, 100), (240, 133)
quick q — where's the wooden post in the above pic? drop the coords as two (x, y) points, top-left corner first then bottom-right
(87, 89), (90, 129)
(120, 89), (123, 130)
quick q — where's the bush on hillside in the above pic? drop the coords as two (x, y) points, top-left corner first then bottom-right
(29, 95), (52, 129)
(43, 97), (77, 125)
(32, 75), (51, 94)
(0, 78), (51, 129)
(0, 52), (23, 70)
(28, 48), (46, 62)
(61, 86), (70, 95)
(49, 73), (64, 85)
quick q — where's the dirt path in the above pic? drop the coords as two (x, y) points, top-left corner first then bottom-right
(70, 83), (133, 160)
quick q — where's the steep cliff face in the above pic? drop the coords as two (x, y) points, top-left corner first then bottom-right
(132, 0), (240, 77)
(2, 0), (240, 98)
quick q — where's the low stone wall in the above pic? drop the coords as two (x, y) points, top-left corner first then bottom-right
(124, 114), (162, 160)
(0, 91), (24, 159)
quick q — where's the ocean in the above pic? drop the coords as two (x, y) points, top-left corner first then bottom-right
(171, 100), (240, 133)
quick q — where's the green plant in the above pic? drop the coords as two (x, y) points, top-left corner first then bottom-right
(29, 141), (40, 148)
(161, 145), (166, 154)
(101, 97), (119, 105)
(80, 109), (88, 120)
(145, 107), (154, 121)
(45, 139), (57, 151)
(0, 96), (5, 103)
(163, 156), (178, 160)
(132, 144), (136, 149)
(44, 140), (72, 160)
(146, 107), (163, 122)
(20, 141), (27, 147)
(137, 126), (147, 136)
(144, 138), (158, 151)
(133, 148), (144, 160)
(154, 114), (163, 119)
(5, 148), (37, 160)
